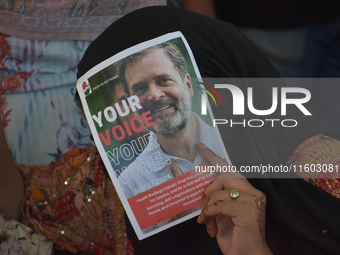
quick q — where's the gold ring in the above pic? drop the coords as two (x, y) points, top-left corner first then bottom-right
(230, 190), (240, 201)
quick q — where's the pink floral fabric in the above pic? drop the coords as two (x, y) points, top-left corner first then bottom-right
(0, 0), (166, 41)
(0, 32), (93, 166)
(0, 33), (34, 128)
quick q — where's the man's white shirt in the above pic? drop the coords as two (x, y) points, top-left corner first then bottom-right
(118, 113), (227, 199)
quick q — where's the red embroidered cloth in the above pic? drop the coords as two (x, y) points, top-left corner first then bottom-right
(286, 134), (340, 199)
(18, 147), (134, 254)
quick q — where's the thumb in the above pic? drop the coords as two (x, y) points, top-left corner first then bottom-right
(197, 143), (227, 167)
(197, 143), (243, 178)
(170, 164), (183, 177)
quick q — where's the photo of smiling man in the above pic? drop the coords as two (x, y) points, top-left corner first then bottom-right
(117, 39), (227, 200)
(77, 33), (230, 237)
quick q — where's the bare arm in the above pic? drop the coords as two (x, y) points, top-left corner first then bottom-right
(182, 0), (217, 19)
(0, 102), (24, 220)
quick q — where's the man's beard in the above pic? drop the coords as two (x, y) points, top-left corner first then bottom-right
(140, 91), (191, 138)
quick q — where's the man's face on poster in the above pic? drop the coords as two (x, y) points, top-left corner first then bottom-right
(124, 48), (192, 137)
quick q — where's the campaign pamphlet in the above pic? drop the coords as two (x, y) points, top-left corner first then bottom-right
(76, 32), (230, 239)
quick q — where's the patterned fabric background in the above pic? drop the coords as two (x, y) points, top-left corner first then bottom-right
(286, 134), (340, 199)
(0, 213), (53, 254)
(0, 0), (166, 41)
(0, 33), (95, 165)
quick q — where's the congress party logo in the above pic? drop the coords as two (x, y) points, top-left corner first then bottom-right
(82, 81), (92, 96)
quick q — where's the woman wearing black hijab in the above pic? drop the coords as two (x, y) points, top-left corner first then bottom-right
(77, 6), (340, 255)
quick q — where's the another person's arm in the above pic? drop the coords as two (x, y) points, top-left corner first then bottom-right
(197, 143), (273, 255)
(0, 96), (24, 221)
(182, 0), (217, 19)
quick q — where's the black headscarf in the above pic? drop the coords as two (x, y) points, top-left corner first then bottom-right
(77, 6), (340, 255)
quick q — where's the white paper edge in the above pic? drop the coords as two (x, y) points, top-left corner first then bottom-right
(76, 31), (230, 240)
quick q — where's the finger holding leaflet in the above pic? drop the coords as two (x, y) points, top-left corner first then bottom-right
(197, 143), (272, 255)
(202, 193), (271, 255)
(199, 189), (260, 235)
(170, 163), (183, 178)
(197, 143), (261, 208)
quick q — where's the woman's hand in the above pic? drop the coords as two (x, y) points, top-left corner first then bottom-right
(197, 143), (272, 255)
